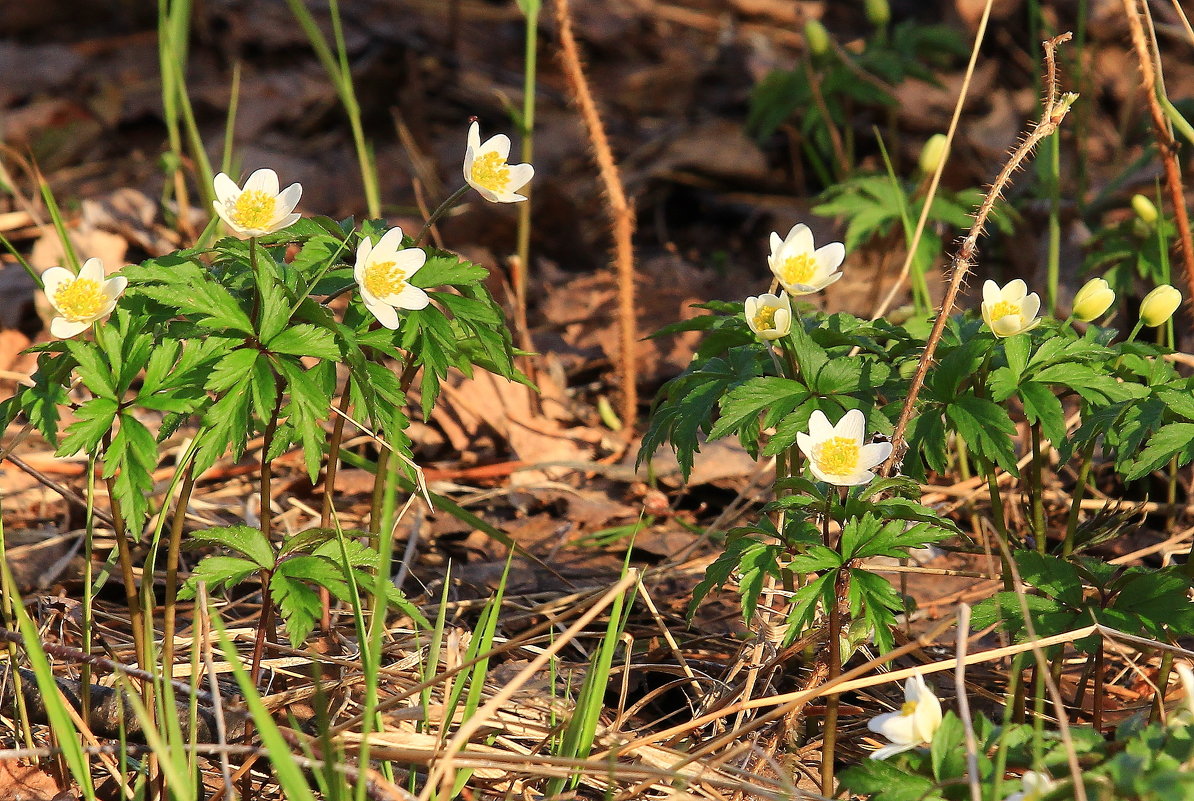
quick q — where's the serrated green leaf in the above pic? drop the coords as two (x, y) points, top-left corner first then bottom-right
(187, 524), (276, 569)
(946, 393), (1019, 476)
(65, 340), (116, 400)
(178, 556), (261, 599)
(269, 573), (322, 648)
(266, 324), (341, 360)
(59, 397), (118, 456)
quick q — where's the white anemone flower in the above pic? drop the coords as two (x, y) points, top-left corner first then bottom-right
(866, 673), (943, 760)
(1003, 771), (1056, 801)
(212, 168), (302, 238)
(796, 408), (892, 487)
(767, 223), (845, 296)
(981, 279), (1042, 338)
(354, 227), (429, 329)
(464, 121), (534, 203)
(744, 293), (792, 341)
(42, 258), (126, 339)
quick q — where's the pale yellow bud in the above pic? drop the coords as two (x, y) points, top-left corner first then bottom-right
(865, 0), (890, 26)
(1072, 277), (1115, 322)
(1132, 193), (1158, 225)
(919, 134), (949, 176)
(1140, 284), (1181, 327)
(804, 19), (830, 58)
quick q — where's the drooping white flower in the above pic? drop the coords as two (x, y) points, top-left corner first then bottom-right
(796, 408), (891, 487)
(981, 279), (1042, 338)
(1002, 771), (1056, 801)
(212, 168), (302, 238)
(767, 223), (845, 296)
(866, 673), (943, 760)
(744, 293), (792, 341)
(353, 227), (429, 329)
(463, 121), (534, 204)
(42, 258), (126, 339)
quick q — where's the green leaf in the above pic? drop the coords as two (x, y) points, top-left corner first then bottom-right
(178, 555), (261, 599)
(270, 573), (323, 648)
(709, 376), (808, 441)
(207, 349), (259, 394)
(266, 324), (342, 360)
(1125, 423), (1194, 481)
(65, 340), (117, 400)
(59, 397), (118, 456)
(1019, 381), (1068, 447)
(946, 393), (1019, 476)
(930, 711), (966, 781)
(839, 759), (937, 801)
(139, 276), (254, 334)
(187, 525), (276, 569)
(1015, 551), (1083, 607)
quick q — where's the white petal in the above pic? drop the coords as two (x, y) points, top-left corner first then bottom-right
(484, 133), (512, 160)
(859, 441), (893, 470)
(771, 308), (792, 337)
(835, 408), (866, 442)
(814, 271), (844, 291)
(769, 231), (783, 257)
(505, 162), (535, 192)
(869, 742), (917, 760)
(375, 227), (406, 256)
(744, 297), (759, 318)
(79, 257), (105, 283)
(1020, 293), (1041, 322)
(244, 168), (279, 196)
(50, 316), (90, 339)
(364, 297), (400, 329)
(808, 460), (841, 485)
(788, 224), (814, 255)
(394, 285), (430, 311)
(393, 246), (427, 275)
(103, 275), (128, 300)
(795, 432), (814, 459)
(982, 280), (1000, 306)
(276, 183), (303, 215)
(213, 172), (240, 203)
(354, 238), (372, 281)
(467, 120), (481, 152)
(1003, 279), (1027, 301)
(815, 241), (846, 272)
(471, 183), (501, 203)
(992, 315), (1024, 337)
(807, 410), (832, 441)
(41, 267), (75, 303)
(213, 203), (246, 237)
(868, 709), (919, 745)
(271, 212), (301, 233)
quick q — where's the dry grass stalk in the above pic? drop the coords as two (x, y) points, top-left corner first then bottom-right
(554, 0), (638, 432)
(881, 33), (1075, 477)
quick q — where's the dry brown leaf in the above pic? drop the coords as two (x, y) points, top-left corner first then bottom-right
(0, 760), (61, 801)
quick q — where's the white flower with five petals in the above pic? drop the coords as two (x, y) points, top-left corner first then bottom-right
(796, 408), (892, 487)
(981, 279), (1042, 338)
(353, 228), (429, 329)
(212, 168), (302, 238)
(42, 258), (126, 339)
(767, 223), (845, 296)
(463, 121), (534, 204)
(866, 673), (943, 760)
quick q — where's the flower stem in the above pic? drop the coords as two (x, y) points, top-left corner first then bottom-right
(414, 185), (470, 246)
(1029, 424), (1047, 553)
(250, 395), (282, 684)
(1062, 439), (1096, 556)
(820, 488), (845, 797)
(162, 464), (197, 671)
(319, 379), (353, 631)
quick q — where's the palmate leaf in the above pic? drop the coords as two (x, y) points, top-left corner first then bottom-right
(1123, 422), (1194, 481)
(838, 758), (939, 801)
(64, 340), (116, 401)
(270, 572), (324, 648)
(708, 376), (808, 442)
(194, 380), (252, 477)
(945, 393), (1019, 476)
(138, 277), (254, 335)
(59, 397), (118, 456)
(103, 411), (157, 531)
(849, 568), (904, 653)
(266, 324), (342, 361)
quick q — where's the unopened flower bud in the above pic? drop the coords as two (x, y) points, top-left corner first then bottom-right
(919, 134), (949, 176)
(1132, 193), (1158, 225)
(804, 19), (830, 58)
(865, 0), (890, 27)
(1140, 284), (1181, 327)
(1072, 277), (1115, 322)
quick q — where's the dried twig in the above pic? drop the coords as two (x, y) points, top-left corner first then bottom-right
(881, 34), (1076, 476)
(555, 0), (638, 432)
(1120, 0), (1194, 310)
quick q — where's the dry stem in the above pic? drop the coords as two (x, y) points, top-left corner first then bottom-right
(1120, 0), (1194, 311)
(881, 33), (1075, 477)
(555, 0), (638, 432)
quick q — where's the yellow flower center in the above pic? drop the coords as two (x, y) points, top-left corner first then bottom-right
(53, 278), (105, 322)
(900, 700), (919, 716)
(363, 260), (408, 299)
(989, 300), (1020, 321)
(753, 305), (779, 331)
(814, 436), (860, 476)
(229, 190), (277, 230)
(471, 151), (511, 193)
(779, 253), (817, 286)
